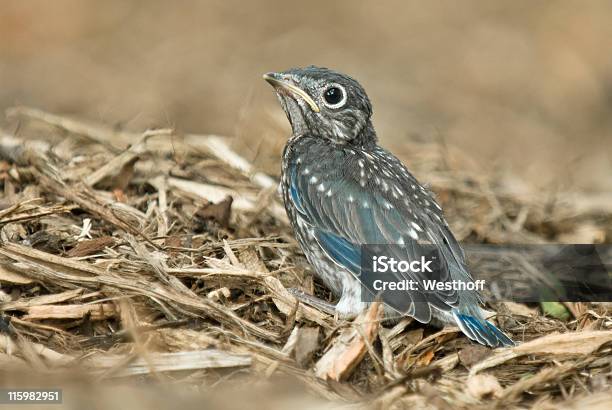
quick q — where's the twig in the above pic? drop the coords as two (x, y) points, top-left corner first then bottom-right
(84, 129), (171, 187)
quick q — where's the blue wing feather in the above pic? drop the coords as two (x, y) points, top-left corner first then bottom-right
(454, 312), (514, 347)
(289, 164), (307, 215)
(315, 230), (362, 275)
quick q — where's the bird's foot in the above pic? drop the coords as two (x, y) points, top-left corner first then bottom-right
(287, 288), (337, 316)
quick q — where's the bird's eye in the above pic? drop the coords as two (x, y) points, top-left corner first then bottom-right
(322, 85), (347, 108)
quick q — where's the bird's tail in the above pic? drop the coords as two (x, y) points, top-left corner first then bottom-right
(452, 310), (514, 347)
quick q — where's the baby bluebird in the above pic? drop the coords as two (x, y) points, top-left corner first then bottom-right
(264, 66), (513, 347)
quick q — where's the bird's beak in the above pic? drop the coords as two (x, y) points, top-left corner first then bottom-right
(263, 72), (320, 113)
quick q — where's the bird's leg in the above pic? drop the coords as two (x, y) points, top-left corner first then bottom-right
(287, 288), (337, 315)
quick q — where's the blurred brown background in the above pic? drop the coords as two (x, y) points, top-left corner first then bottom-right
(1, 0), (610, 191)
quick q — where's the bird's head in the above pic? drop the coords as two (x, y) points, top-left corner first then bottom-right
(264, 66), (375, 146)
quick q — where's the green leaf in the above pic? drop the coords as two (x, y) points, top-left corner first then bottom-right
(540, 302), (571, 321)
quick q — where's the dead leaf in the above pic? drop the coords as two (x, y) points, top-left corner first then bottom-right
(415, 349), (435, 367)
(113, 156), (137, 191)
(67, 236), (115, 257)
(112, 188), (127, 203)
(164, 236), (182, 248)
(238, 248), (268, 273)
(404, 328), (424, 345)
(196, 196), (233, 227)
(294, 326), (320, 367)
(164, 236), (183, 257)
(459, 345), (492, 368)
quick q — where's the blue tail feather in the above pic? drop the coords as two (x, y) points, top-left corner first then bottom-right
(453, 311), (514, 347)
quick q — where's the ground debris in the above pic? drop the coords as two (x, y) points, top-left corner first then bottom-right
(0, 108), (610, 408)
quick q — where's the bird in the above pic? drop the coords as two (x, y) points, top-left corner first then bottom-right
(263, 66), (514, 347)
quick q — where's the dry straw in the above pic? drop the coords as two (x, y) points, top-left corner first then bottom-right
(0, 107), (610, 409)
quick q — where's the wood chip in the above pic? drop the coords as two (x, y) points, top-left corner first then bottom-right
(314, 302), (383, 381)
(1, 108), (610, 407)
(23, 303), (117, 320)
(87, 349), (251, 377)
(2, 288), (84, 311)
(0, 264), (33, 284)
(470, 330), (612, 375)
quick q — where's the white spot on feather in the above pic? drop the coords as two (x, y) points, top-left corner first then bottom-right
(408, 229), (419, 240)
